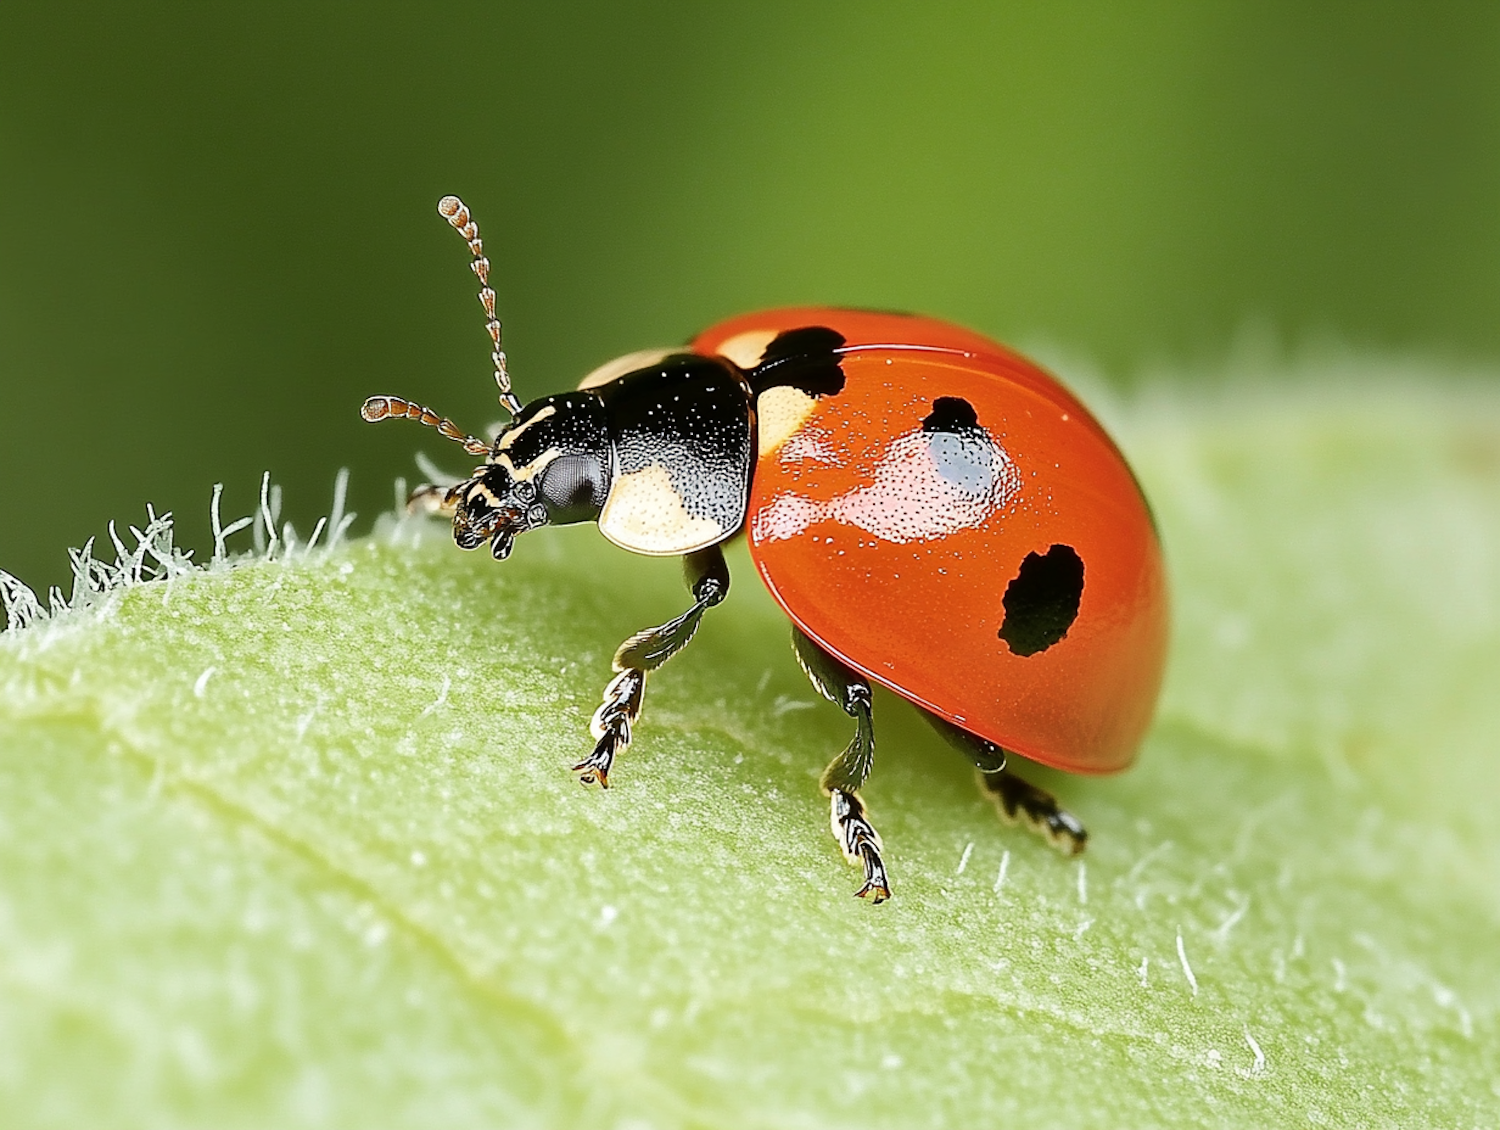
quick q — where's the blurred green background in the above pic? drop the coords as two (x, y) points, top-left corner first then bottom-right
(3, 2), (1499, 594)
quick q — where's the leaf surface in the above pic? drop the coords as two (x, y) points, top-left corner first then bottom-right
(2, 381), (1497, 1127)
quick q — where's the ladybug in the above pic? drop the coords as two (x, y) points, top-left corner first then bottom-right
(362, 196), (1168, 903)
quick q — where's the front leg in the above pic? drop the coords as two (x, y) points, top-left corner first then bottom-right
(574, 546), (730, 787)
(406, 482), (457, 517)
(405, 454), (469, 517)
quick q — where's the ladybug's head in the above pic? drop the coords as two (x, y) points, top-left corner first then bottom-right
(445, 461), (541, 561)
(361, 195), (612, 560)
(362, 390), (613, 561)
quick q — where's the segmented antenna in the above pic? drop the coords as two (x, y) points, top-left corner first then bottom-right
(437, 194), (523, 418)
(360, 396), (490, 455)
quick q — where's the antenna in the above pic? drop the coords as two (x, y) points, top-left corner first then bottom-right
(437, 194), (524, 418)
(360, 396), (490, 456)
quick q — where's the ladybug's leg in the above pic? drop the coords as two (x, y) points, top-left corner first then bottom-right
(980, 768), (1088, 855)
(925, 714), (1087, 855)
(574, 545), (730, 788)
(406, 453), (468, 516)
(405, 483), (457, 517)
(792, 628), (892, 904)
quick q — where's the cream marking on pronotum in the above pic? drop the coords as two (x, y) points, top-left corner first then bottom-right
(576, 348), (675, 391)
(599, 463), (725, 555)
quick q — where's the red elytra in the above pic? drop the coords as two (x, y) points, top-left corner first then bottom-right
(693, 307), (1168, 775)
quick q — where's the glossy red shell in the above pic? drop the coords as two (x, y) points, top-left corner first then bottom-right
(693, 308), (1168, 775)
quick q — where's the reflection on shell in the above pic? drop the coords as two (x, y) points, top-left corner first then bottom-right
(754, 426), (1021, 544)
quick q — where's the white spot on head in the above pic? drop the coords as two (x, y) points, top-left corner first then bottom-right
(496, 405), (557, 451)
(493, 448), (561, 482)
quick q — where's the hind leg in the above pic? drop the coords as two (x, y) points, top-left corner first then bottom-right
(924, 713), (1088, 855)
(792, 629), (891, 902)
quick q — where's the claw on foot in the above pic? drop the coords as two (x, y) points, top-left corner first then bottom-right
(577, 668), (643, 788)
(853, 846), (891, 903)
(573, 732), (617, 788)
(574, 767), (611, 788)
(1009, 799), (1087, 856)
(1040, 809), (1087, 855)
(977, 768), (1088, 855)
(830, 789), (892, 903)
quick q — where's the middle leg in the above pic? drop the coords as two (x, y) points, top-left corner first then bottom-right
(792, 628), (891, 902)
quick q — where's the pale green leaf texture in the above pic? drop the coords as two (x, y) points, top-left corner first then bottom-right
(1, 376), (1498, 1128)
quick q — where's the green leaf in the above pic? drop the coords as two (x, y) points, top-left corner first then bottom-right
(2, 378), (1497, 1127)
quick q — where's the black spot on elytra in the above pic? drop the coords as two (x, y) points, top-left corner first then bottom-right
(747, 326), (847, 398)
(922, 396), (979, 433)
(999, 545), (1085, 657)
